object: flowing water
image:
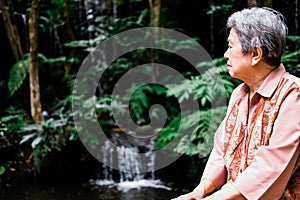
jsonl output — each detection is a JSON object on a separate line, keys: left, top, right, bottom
{"left": 85, "top": 139, "right": 183, "bottom": 199}
{"left": 0, "top": 138, "right": 190, "bottom": 200}
{"left": 0, "top": 182, "right": 186, "bottom": 200}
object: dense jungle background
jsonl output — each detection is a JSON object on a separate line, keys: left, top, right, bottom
{"left": 0, "top": 0, "right": 299, "bottom": 199}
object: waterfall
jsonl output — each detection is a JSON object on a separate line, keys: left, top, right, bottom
{"left": 21, "top": 14, "right": 29, "bottom": 52}
{"left": 117, "top": 137, "right": 156, "bottom": 182}
{"left": 296, "top": 0, "right": 299, "bottom": 35}
{"left": 102, "top": 140, "right": 114, "bottom": 181}
{"left": 48, "top": 24, "right": 63, "bottom": 56}
{"left": 84, "top": 0, "right": 96, "bottom": 43}
{"left": 53, "top": 24, "right": 63, "bottom": 55}
{"left": 113, "top": 0, "right": 117, "bottom": 18}
{"left": 90, "top": 137, "right": 171, "bottom": 191}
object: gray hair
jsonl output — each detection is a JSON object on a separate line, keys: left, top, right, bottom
{"left": 227, "top": 7, "right": 288, "bottom": 67}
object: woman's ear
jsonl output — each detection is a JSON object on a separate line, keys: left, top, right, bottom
{"left": 251, "top": 46, "right": 263, "bottom": 66}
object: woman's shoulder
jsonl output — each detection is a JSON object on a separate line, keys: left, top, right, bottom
{"left": 283, "top": 73, "right": 300, "bottom": 88}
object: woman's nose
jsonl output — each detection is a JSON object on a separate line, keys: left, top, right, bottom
{"left": 224, "top": 49, "right": 229, "bottom": 60}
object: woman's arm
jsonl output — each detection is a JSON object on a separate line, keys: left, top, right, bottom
{"left": 172, "top": 121, "right": 228, "bottom": 200}
{"left": 171, "top": 179, "right": 216, "bottom": 200}
{"left": 203, "top": 182, "right": 246, "bottom": 200}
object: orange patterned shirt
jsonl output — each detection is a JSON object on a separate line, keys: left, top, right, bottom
{"left": 201, "top": 64, "right": 300, "bottom": 199}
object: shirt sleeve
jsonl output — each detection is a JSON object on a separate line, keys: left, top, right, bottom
{"left": 232, "top": 88, "right": 300, "bottom": 199}
{"left": 200, "top": 85, "right": 243, "bottom": 189}
{"left": 201, "top": 119, "right": 227, "bottom": 189}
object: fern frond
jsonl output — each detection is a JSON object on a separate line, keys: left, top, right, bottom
{"left": 8, "top": 58, "right": 29, "bottom": 96}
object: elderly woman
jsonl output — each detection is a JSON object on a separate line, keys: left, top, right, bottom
{"left": 173, "top": 7, "right": 299, "bottom": 200}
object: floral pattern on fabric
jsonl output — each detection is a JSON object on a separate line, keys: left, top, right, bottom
{"left": 223, "top": 77, "right": 299, "bottom": 199}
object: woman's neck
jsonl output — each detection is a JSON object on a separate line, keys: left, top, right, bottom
{"left": 246, "top": 63, "right": 275, "bottom": 98}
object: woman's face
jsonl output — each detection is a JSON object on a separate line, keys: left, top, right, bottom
{"left": 224, "top": 28, "right": 252, "bottom": 81}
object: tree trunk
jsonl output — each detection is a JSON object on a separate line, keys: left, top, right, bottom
{"left": 29, "top": 0, "right": 44, "bottom": 124}
{"left": 150, "top": 0, "right": 160, "bottom": 27}
{"left": 0, "top": 0, "right": 23, "bottom": 61}
{"left": 265, "top": 0, "right": 272, "bottom": 7}
{"left": 248, "top": 0, "right": 272, "bottom": 7}
{"left": 209, "top": 0, "right": 215, "bottom": 57}
{"left": 64, "top": 0, "right": 76, "bottom": 74}
{"left": 148, "top": 0, "right": 161, "bottom": 83}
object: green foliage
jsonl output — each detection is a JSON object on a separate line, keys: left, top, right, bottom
{"left": 38, "top": 53, "right": 79, "bottom": 64}
{"left": 7, "top": 53, "right": 78, "bottom": 98}
{"left": 66, "top": 10, "right": 238, "bottom": 158}
{"left": 8, "top": 57, "right": 29, "bottom": 96}
{"left": 206, "top": 4, "right": 233, "bottom": 15}
{"left": 156, "top": 57, "right": 237, "bottom": 157}
{"left": 173, "top": 107, "right": 227, "bottom": 157}
{"left": 38, "top": 0, "right": 65, "bottom": 31}
{"left": 65, "top": 9, "right": 149, "bottom": 49}
{"left": 0, "top": 166, "right": 5, "bottom": 176}
{"left": 0, "top": 104, "right": 75, "bottom": 176}
{"left": 0, "top": 106, "right": 29, "bottom": 181}
{"left": 18, "top": 106, "right": 76, "bottom": 172}
{"left": 206, "top": 0, "right": 235, "bottom": 15}
{"left": 3, "top": 46, "right": 78, "bottom": 176}
{"left": 2, "top": 0, "right": 300, "bottom": 185}
{"left": 282, "top": 36, "right": 300, "bottom": 75}
{"left": 0, "top": 107, "right": 28, "bottom": 135}
{"left": 129, "top": 84, "right": 176, "bottom": 125}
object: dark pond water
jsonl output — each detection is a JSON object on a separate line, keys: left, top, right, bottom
{"left": 0, "top": 180, "right": 189, "bottom": 200}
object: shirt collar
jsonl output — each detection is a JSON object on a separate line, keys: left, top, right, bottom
{"left": 256, "top": 64, "right": 286, "bottom": 98}
{"left": 235, "top": 64, "right": 287, "bottom": 99}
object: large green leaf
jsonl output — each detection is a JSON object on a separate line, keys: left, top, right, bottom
{"left": 8, "top": 58, "right": 29, "bottom": 96}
